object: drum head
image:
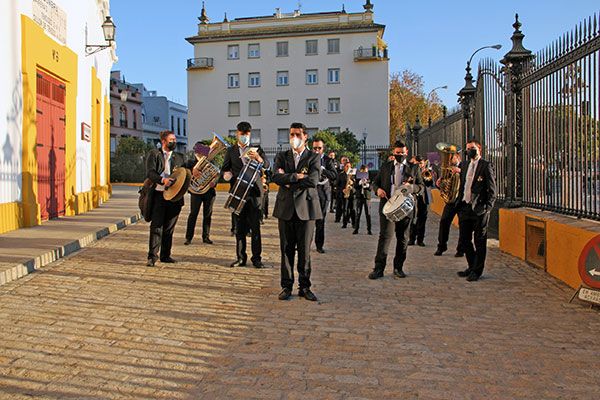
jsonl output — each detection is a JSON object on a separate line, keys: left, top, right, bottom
{"left": 164, "top": 168, "right": 191, "bottom": 202}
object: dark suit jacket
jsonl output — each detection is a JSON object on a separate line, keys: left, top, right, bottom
{"left": 317, "top": 154, "right": 338, "bottom": 202}
{"left": 336, "top": 172, "right": 349, "bottom": 197}
{"left": 372, "top": 160, "right": 424, "bottom": 201}
{"left": 222, "top": 144, "right": 269, "bottom": 200}
{"left": 272, "top": 149, "right": 323, "bottom": 221}
{"left": 457, "top": 158, "right": 496, "bottom": 216}
{"left": 145, "top": 148, "right": 186, "bottom": 185}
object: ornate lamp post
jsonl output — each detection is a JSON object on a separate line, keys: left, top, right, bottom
{"left": 361, "top": 129, "right": 368, "bottom": 166}
{"left": 411, "top": 116, "right": 422, "bottom": 156}
{"left": 85, "top": 16, "right": 116, "bottom": 55}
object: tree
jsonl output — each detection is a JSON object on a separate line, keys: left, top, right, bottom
{"left": 389, "top": 70, "right": 444, "bottom": 144}
{"left": 110, "top": 137, "right": 153, "bottom": 183}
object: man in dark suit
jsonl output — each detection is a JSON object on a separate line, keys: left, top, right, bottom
{"left": 368, "top": 142, "right": 424, "bottom": 279}
{"left": 353, "top": 164, "right": 372, "bottom": 235}
{"left": 327, "top": 151, "right": 340, "bottom": 213}
{"left": 222, "top": 121, "right": 269, "bottom": 268}
{"left": 409, "top": 155, "right": 433, "bottom": 246}
{"left": 456, "top": 139, "right": 496, "bottom": 281}
{"left": 272, "top": 122, "right": 322, "bottom": 301}
{"left": 145, "top": 130, "right": 187, "bottom": 266}
{"left": 434, "top": 152, "right": 464, "bottom": 257}
{"left": 312, "top": 139, "right": 338, "bottom": 253}
{"left": 335, "top": 156, "right": 349, "bottom": 222}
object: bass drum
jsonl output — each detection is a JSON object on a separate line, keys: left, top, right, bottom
{"left": 224, "top": 159, "right": 263, "bottom": 215}
{"left": 382, "top": 190, "right": 415, "bottom": 222}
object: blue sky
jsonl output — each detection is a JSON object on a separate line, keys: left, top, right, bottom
{"left": 111, "top": 0, "right": 599, "bottom": 107}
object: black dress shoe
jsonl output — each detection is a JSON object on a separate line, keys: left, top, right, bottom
{"left": 230, "top": 259, "right": 247, "bottom": 268}
{"left": 298, "top": 288, "right": 318, "bottom": 301}
{"left": 352, "top": 230, "right": 359, "bottom": 234}
{"left": 457, "top": 269, "right": 472, "bottom": 277}
{"left": 316, "top": 248, "right": 326, "bottom": 254}
{"left": 368, "top": 270, "right": 384, "bottom": 280}
{"left": 417, "top": 242, "right": 426, "bottom": 247}
{"left": 434, "top": 249, "right": 444, "bottom": 256}
{"left": 184, "top": 239, "right": 191, "bottom": 245}
{"left": 146, "top": 258, "right": 156, "bottom": 267}
{"left": 367, "top": 230, "right": 373, "bottom": 235}
{"left": 252, "top": 261, "right": 265, "bottom": 268}
{"left": 454, "top": 251, "right": 464, "bottom": 257}
{"left": 278, "top": 288, "right": 292, "bottom": 300}
{"left": 407, "top": 240, "right": 415, "bottom": 246}
{"left": 341, "top": 224, "right": 347, "bottom": 229}
{"left": 393, "top": 269, "right": 406, "bottom": 279}
{"left": 203, "top": 237, "right": 213, "bottom": 244}
{"left": 466, "top": 273, "right": 480, "bottom": 282}
{"left": 160, "top": 257, "right": 177, "bottom": 263}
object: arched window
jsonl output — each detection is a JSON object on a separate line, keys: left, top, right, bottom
{"left": 132, "top": 109, "right": 137, "bottom": 129}
{"left": 119, "top": 105, "right": 128, "bottom": 128}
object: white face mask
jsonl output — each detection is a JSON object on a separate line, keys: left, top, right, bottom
{"left": 238, "top": 135, "right": 250, "bottom": 146}
{"left": 290, "top": 137, "right": 303, "bottom": 150}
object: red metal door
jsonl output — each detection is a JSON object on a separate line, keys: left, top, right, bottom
{"left": 36, "top": 70, "right": 66, "bottom": 220}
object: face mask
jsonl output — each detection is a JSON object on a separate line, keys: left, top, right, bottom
{"left": 394, "top": 154, "right": 406, "bottom": 163}
{"left": 239, "top": 135, "right": 250, "bottom": 146}
{"left": 467, "top": 148, "right": 478, "bottom": 159}
{"left": 290, "top": 137, "right": 303, "bottom": 150}
{"left": 166, "top": 141, "right": 176, "bottom": 151}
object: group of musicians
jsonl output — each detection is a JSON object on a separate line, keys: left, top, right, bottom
{"left": 144, "top": 124, "right": 497, "bottom": 302}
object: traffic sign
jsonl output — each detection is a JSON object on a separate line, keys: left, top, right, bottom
{"left": 578, "top": 235, "right": 600, "bottom": 289}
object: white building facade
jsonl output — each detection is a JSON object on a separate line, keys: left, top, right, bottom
{"left": 0, "top": 0, "right": 116, "bottom": 233}
{"left": 186, "top": 2, "right": 389, "bottom": 152}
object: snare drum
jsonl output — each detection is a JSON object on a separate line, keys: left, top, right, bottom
{"left": 224, "top": 159, "right": 263, "bottom": 215}
{"left": 382, "top": 191, "right": 415, "bottom": 222}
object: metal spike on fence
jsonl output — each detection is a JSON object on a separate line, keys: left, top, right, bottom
{"left": 586, "top": 16, "right": 590, "bottom": 40}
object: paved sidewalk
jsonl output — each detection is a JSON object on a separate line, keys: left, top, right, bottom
{"left": 0, "top": 185, "right": 140, "bottom": 285}
{"left": 0, "top": 195, "right": 599, "bottom": 399}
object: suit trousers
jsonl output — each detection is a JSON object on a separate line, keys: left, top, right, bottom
{"left": 436, "top": 202, "right": 463, "bottom": 252}
{"left": 342, "top": 197, "right": 356, "bottom": 228}
{"left": 335, "top": 193, "right": 345, "bottom": 222}
{"left": 373, "top": 202, "right": 412, "bottom": 272}
{"left": 314, "top": 192, "right": 328, "bottom": 250}
{"left": 458, "top": 202, "right": 490, "bottom": 277}
{"left": 185, "top": 191, "right": 215, "bottom": 241}
{"left": 235, "top": 198, "right": 262, "bottom": 263}
{"left": 410, "top": 195, "right": 428, "bottom": 243}
{"left": 148, "top": 191, "right": 182, "bottom": 260}
{"left": 355, "top": 197, "right": 371, "bottom": 232}
{"left": 279, "top": 212, "right": 315, "bottom": 290}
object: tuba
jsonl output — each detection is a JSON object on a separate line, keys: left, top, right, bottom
{"left": 189, "top": 133, "right": 229, "bottom": 195}
{"left": 436, "top": 142, "right": 461, "bottom": 204}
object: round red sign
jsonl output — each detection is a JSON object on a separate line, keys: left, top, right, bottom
{"left": 578, "top": 235, "right": 600, "bottom": 289}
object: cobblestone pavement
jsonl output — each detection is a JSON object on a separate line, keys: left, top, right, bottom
{"left": 1, "top": 195, "right": 599, "bottom": 399}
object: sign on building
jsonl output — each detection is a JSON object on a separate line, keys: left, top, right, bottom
{"left": 32, "top": 0, "right": 67, "bottom": 45}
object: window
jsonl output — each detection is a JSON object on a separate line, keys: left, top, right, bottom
{"left": 305, "top": 39, "right": 318, "bottom": 55}
{"left": 228, "top": 73, "right": 240, "bottom": 88}
{"left": 276, "top": 71, "right": 289, "bottom": 86}
{"left": 171, "top": 115, "right": 174, "bottom": 131}
{"left": 132, "top": 109, "right": 137, "bottom": 129}
{"left": 183, "top": 119, "right": 187, "bottom": 136}
{"left": 277, "top": 129, "right": 288, "bottom": 144}
{"left": 307, "top": 127, "right": 318, "bottom": 137}
{"left": 328, "top": 68, "right": 340, "bottom": 84}
{"left": 228, "top": 101, "right": 240, "bottom": 117}
{"left": 249, "top": 100, "right": 261, "bottom": 116}
{"left": 328, "top": 38, "right": 340, "bottom": 54}
{"left": 110, "top": 105, "right": 114, "bottom": 126}
{"left": 306, "top": 69, "right": 318, "bottom": 85}
{"left": 228, "top": 45, "right": 239, "bottom": 59}
{"left": 119, "top": 105, "right": 127, "bottom": 128}
{"left": 276, "top": 41, "right": 288, "bottom": 57}
{"left": 248, "top": 72, "right": 261, "bottom": 87}
{"left": 177, "top": 117, "right": 181, "bottom": 134}
{"left": 328, "top": 98, "right": 340, "bottom": 113}
{"left": 306, "top": 99, "right": 319, "bottom": 114}
{"left": 277, "top": 99, "right": 289, "bottom": 115}
{"left": 250, "top": 129, "right": 261, "bottom": 145}
{"left": 228, "top": 130, "right": 237, "bottom": 138}
{"left": 328, "top": 127, "right": 341, "bottom": 134}
{"left": 248, "top": 43, "right": 260, "bottom": 58}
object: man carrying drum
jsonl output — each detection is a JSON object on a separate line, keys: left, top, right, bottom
{"left": 368, "top": 141, "right": 424, "bottom": 280}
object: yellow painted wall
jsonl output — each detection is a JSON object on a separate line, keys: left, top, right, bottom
{"left": 499, "top": 208, "right": 600, "bottom": 289}
{"left": 20, "top": 15, "right": 78, "bottom": 226}
{"left": 104, "top": 95, "right": 112, "bottom": 196}
{"left": 429, "top": 189, "right": 458, "bottom": 226}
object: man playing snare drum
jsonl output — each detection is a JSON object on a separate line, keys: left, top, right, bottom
{"left": 368, "top": 142, "right": 424, "bottom": 280}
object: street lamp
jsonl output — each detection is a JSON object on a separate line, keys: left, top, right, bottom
{"left": 408, "top": 116, "right": 422, "bottom": 156}
{"left": 85, "top": 16, "right": 116, "bottom": 55}
{"left": 458, "top": 44, "right": 502, "bottom": 143}
{"left": 427, "top": 85, "right": 448, "bottom": 100}
{"left": 361, "top": 129, "right": 368, "bottom": 166}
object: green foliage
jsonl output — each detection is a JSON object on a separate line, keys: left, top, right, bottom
{"left": 308, "top": 129, "right": 361, "bottom": 166}
{"left": 110, "top": 137, "right": 153, "bottom": 183}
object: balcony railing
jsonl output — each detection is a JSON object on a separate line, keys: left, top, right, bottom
{"left": 187, "top": 57, "right": 214, "bottom": 70}
{"left": 353, "top": 47, "right": 388, "bottom": 61}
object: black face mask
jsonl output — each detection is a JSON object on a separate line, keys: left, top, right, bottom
{"left": 166, "top": 141, "right": 176, "bottom": 151}
{"left": 394, "top": 154, "right": 406, "bottom": 163}
{"left": 467, "top": 148, "right": 477, "bottom": 159}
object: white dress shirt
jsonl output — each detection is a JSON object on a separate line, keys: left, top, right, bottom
{"left": 155, "top": 150, "right": 172, "bottom": 192}
{"left": 391, "top": 159, "right": 406, "bottom": 196}
{"left": 462, "top": 157, "right": 480, "bottom": 204}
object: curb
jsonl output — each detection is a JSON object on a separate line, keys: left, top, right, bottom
{"left": 0, "top": 213, "right": 142, "bottom": 286}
